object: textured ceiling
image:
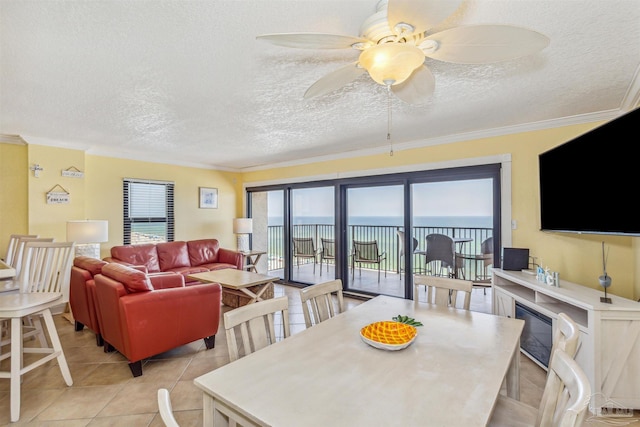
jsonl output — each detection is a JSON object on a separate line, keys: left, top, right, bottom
{"left": 1, "top": 0, "right": 639, "bottom": 171}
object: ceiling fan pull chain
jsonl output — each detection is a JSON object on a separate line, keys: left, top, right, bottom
{"left": 387, "top": 84, "right": 393, "bottom": 156}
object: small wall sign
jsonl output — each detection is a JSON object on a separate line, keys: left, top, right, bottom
{"left": 46, "top": 184, "right": 70, "bottom": 204}
{"left": 61, "top": 166, "right": 84, "bottom": 178}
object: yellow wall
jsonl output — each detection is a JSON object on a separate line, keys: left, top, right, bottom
{"left": 242, "top": 122, "right": 639, "bottom": 301}
{"left": 0, "top": 143, "right": 29, "bottom": 256}
{"left": 85, "top": 155, "right": 241, "bottom": 257}
{"left": 1, "top": 144, "right": 241, "bottom": 260}
{"left": 2, "top": 120, "right": 638, "bottom": 301}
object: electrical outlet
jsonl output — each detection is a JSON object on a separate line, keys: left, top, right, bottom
{"left": 511, "top": 220, "right": 517, "bottom": 230}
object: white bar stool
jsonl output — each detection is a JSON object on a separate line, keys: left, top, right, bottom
{"left": 0, "top": 292, "right": 73, "bottom": 422}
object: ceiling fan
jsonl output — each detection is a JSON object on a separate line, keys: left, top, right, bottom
{"left": 257, "top": 0, "right": 550, "bottom": 105}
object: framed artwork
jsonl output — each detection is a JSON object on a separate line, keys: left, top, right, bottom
{"left": 199, "top": 187, "right": 218, "bottom": 209}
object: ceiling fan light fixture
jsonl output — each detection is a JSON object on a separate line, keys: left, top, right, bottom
{"left": 358, "top": 43, "right": 424, "bottom": 86}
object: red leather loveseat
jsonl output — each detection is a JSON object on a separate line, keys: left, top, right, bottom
{"left": 94, "top": 263, "right": 222, "bottom": 377}
{"left": 105, "top": 239, "right": 243, "bottom": 284}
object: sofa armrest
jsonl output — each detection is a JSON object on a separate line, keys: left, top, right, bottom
{"left": 218, "top": 248, "right": 243, "bottom": 270}
{"left": 149, "top": 273, "right": 185, "bottom": 289}
{"left": 103, "top": 257, "right": 135, "bottom": 267}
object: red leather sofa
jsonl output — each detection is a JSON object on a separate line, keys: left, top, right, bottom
{"left": 104, "top": 239, "right": 243, "bottom": 284}
{"left": 94, "top": 263, "right": 222, "bottom": 377}
{"left": 69, "top": 256, "right": 108, "bottom": 346}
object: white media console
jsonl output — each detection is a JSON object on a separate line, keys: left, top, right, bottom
{"left": 492, "top": 268, "right": 640, "bottom": 411}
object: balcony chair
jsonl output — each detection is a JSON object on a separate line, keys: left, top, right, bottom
{"left": 425, "top": 233, "right": 455, "bottom": 278}
{"left": 351, "top": 240, "right": 387, "bottom": 283}
{"left": 488, "top": 348, "right": 591, "bottom": 427}
{"left": 319, "top": 237, "right": 335, "bottom": 276}
{"left": 299, "top": 279, "right": 345, "bottom": 328}
{"left": 413, "top": 275, "right": 473, "bottom": 310}
{"left": 292, "top": 237, "right": 319, "bottom": 273}
{"left": 223, "top": 295, "right": 290, "bottom": 362}
{"left": 396, "top": 229, "right": 426, "bottom": 280}
{"left": 455, "top": 236, "right": 494, "bottom": 294}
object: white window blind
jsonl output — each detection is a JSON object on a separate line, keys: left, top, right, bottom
{"left": 123, "top": 178, "right": 174, "bottom": 245}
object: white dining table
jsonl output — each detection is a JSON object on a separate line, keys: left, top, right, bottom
{"left": 194, "top": 295, "right": 524, "bottom": 427}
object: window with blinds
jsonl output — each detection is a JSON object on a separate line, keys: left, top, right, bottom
{"left": 123, "top": 178, "right": 174, "bottom": 245}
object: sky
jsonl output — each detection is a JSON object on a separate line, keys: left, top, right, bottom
{"left": 268, "top": 179, "right": 493, "bottom": 218}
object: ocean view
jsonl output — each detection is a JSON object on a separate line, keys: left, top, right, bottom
{"left": 269, "top": 216, "right": 493, "bottom": 228}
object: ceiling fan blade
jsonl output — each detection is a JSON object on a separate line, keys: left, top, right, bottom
{"left": 304, "top": 62, "right": 366, "bottom": 99}
{"left": 422, "top": 25, "right": 550, "bottom": 64}
{"left": 257, "top": 33, "right": 370, "bottom": 49}
{"left": 391, "top": 64, "right": 435, "bottom": 105}
{"left": 387, "top": 0, "right": 463, "bottom": 35}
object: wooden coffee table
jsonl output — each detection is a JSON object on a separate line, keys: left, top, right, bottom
{"left": 187, "top": 269, "right": 277, "bottom": 306}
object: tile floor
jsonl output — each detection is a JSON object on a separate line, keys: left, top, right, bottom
{"left": 0, "top": 284, "right": 637, "bottom": 426}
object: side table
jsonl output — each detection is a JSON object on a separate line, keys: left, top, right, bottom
{"left": 240, "top": 250, "right": 266, "bottom": 273}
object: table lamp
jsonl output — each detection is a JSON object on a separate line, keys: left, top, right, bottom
{"left": 233, "top": 218, "right": 252, "bottom": 252}
{"left": 66, "top": 220, "right": 108, "bottom": 258}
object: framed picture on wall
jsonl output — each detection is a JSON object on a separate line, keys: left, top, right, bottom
{"left": 199, "top": 187, "right": 218, "bottom": 209}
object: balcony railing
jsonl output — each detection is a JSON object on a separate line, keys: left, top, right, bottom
{"left": 267, "top": 224, "right": 493, "bottom": 282}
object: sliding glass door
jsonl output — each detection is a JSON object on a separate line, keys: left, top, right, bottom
{"left": 247, "top": 163, "right": 501, "bottom": 299}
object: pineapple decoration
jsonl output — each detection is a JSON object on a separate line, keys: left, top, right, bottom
{"left": 392, "top": 315, "right": 423, "bottom": 327}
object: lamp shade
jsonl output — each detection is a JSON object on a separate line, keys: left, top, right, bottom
{"left": 66, "top": 220, "right": 109, "bottom": 244}
{"left": 359, "top": 43, "right": 425, "bottom": 86}
{"left": 233, "top": 218, "right": 253, "bottom": 234}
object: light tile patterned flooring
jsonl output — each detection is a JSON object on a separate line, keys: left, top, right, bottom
{"left": 0, "top": 284, "right": 637, "bottom": 426}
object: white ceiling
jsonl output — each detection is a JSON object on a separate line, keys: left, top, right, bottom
{"left": 1, "top": 0, "right": 639, "bottom": 171}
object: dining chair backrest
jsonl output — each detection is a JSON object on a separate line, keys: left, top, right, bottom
{"left": 223, "top": 296, "right": 290, "bottom": 362}
{"left": 553, "top": 312, "right": 580, "bottom": 360}
{"left": 157, "top": 388, "right": 179, "bottom": 427}
{"left": 18, "top": 241, "right": 75, "bottom": 303}
{"left": 488, "top": 348, "right": 591, "bottom": 427}
{"left": 13, "top": 237, "right": 55, "bottom": 279}
{"left": 3, "top": 234, "right": 38, "bottom": 267}
{"left": 413, "top": 275, "right": 473, "bottom": 310}
{"left": 425, "top": 234, "right": 455, "bottom": 276}
{"left": 536, "top": 348, "right": 591, "bottom": 427}
{"left": 299, "top": 279, "right": 345, "bottom": 328}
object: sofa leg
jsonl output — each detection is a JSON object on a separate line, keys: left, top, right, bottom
{"left": 74, "top": 321, "right": 84, "bottom": 332}
{"left": 204, "top": 335, "right": 216, "bottom": 349}
{"left": 129, "top": 361, "right": 143, "bottom": 377}
{"left": 104, "top": 342, "right": 116, "bottom": 353}
{"left": 96, "top": 333, "right": 104, "bottom": 347}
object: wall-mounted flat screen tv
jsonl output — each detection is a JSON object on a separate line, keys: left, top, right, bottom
{"left": 539, "top": 107, "right": 640, "bottom": 236}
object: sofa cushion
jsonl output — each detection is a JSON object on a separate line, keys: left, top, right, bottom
{"left": 73, "top": 256, "right": 108, "bottom": 276}
{"left": 187, "top": 239, "right": 220, "bottom": 266}
{"left": 157, "top": 241, "right": 190, "bottom": 271}
{"left": 110, "top": 244, "right": 160, "bottom": 273}
{"left": 101, "top": 263, "right": 153, "bottom": 293}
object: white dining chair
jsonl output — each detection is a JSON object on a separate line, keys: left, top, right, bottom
{"left": 413, "top": 274, "right": 473, "bottom": 310}
{"left": 10, "top": 236, "right": 55, "bottom": 280}
{"left": 18, "top": 241, "right": 75, "bottom": 346}
{"left": 0, "top": 241, "right": 75, "bottom": 422}
{"left": 488, "top": 348, "right": 591, "bottom": 427}
{"left": 157, "top": 388, "right": 180, "bottom": 427}
{"left": 2, "top": 234, "right": 38, "bottom": 268}
{"left": 223, "top": 296, "right": 290, "bottom": 362}
{"left": 299, "top": 279, "right": 345, "bottom": 328}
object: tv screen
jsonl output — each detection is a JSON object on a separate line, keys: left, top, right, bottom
{"left": 539, "top": 107, "right": 640, "bottom": 236}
